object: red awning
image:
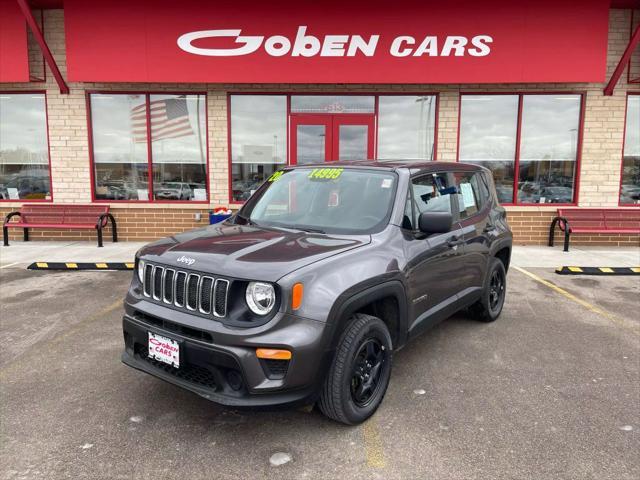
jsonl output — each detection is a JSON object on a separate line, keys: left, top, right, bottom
{"left": 63, "top": 0, "right": 610, "bottom": 84}
{"left": 0, "top": 0, "right": 29, "bottom": 83}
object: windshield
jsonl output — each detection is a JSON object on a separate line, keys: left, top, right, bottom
{"left": 239, "top": 167, "right": 398, "bottom": 234}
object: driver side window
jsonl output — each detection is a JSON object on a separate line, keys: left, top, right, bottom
{"left": 409, "top": 172, "right": 455, "bottom": 227}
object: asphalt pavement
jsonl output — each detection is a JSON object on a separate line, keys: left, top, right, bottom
{"left": 0, "top": 265, "right": 638, "bottom": 479}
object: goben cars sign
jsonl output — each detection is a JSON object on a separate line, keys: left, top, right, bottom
{"left": 63, "top": 0, "right": 609, "bottom": 84}
{"left": 177, "top": 27, "right": 493, "bottom": 58}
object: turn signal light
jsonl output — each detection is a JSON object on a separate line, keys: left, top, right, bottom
{"left": 291, "top": 283, "right": 304, "bottom": 310}
{"left": 256, "top": 348, "right": 292, "bottom": 360}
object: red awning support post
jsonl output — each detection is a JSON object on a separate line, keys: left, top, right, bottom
{"left": 15, "top": 0, "right": 69, "bottom": 94}
{"left": 604, "top": 22, "right": 640, "bottom": 96}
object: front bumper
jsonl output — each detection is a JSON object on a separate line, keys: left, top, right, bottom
{"left": 121, "top": 299, "right": 333, "bottom": 408}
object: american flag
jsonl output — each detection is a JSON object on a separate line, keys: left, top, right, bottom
{"left": 130, "top": 97, "right": 194, "bottom": 143}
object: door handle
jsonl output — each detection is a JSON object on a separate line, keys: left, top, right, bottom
{"left": 447, "top": 235, "right": 464, "bottom": 247}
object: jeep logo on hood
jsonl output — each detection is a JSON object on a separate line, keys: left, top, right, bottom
{"left": 176, "top": 255, "right": 196, "bottom": 266}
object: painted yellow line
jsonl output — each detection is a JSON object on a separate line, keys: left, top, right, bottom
{"left": 36, "top": 262, "right": 48, "bottom": 268}
{"left": 125, "top": 263, "right": 134, "bottom": 269}
{"left": 599, "top": 267, "right": 614, "bottom": 273}
{"left": 95, "top": 263, "right": 108, "bottom": 269}
{"left": 632, "top": 267, "right": 640, "bottom": 273}
{"left": 568, "top": 266, "right": 582, "bottom": 272}
{"left": 65, "top": 262, "right": 78, "bottom": 269}
{"left": 362, "top": 418, "right": 385, "bottom": 468}
{"left": 513, "top": 266, "right": 638, "bottom": 336}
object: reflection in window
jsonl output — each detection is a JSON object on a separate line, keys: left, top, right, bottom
{"left": 620, "top": 95, "right": 640, "bottom": 205}
{"left": 230, "top": 95, "right": 287, "bottom": 202}
{"left": 459, "top": 95, "right": 518, "bottom": 203}
{"left": 378, "top": 96, "right": 436, "bottom": 161}
{"left": 150, "top": 94, "right": 207, "bottom": 201}
{"left": 296, "top": 125, "right": 326, "bottom": 165}
{"left": 459, "top": 94, "right": 582, "bottom": 204}
{"left": 338, "top": 125, "right": 369, "bottom": 160}
{"left": 291, "top": 95, "right": 374, "bottom": 114}
{"left": 519, "top": 95, "right": 580, "bottom": 204}
{"left": 90, "top": 93, "right": 207, "bottom": 201}
{"left": 0, "top": 93, "right": 51, "bottom": 200}
{"left": 91, "top": 94, "right": 150, "bottom": 200}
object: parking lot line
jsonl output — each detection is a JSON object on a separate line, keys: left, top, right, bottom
{"left": 0, "top": 262, "right": 19, "bottom": 269}
{"left": 362, "top": 418, "right": 385, "bottom": 468}
{"left": 512, "top": 266, "right": 639, "bottom": 336}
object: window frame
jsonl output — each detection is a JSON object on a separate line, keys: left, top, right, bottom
{"left": 227, "top": 92, "right": 440, "bottom": 205}
{"left": 618, "top": 92, "right": 640, "bottom": 207}
{"left": 456, "top": 91, "right": 586, "bottom": 207}
{"left": 0, "top": 90, "right": 53, "bottom": 203}
{"left": 86, "top": 90, "right": 210, "bottom": 204}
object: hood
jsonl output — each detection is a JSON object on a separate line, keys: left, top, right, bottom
{"left": 139, "top": 223, "right": 370, "bottom": 282}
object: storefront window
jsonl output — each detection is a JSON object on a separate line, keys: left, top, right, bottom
{"left": 230, "top": 95, "right": 287, "bottom": 202}
{"left": 150, "top": 94, "right": 207, "bottom": 201}
{"left": 378, "top": 96, "right": 436, "bottom": 161}
{"left": 459, "top": 93, "right": 582, "bottom": 204}
{"left": 89, "top": 93, "right": 207, "bottom": 202}
{"left": 0, "top": 93, "right": 51, "bottom": 200}
{"left": 519, "top": 95, "right": 580, "bottom": 204}
{"left": 620, "top": 94, "right": 640, "bottom": 205}
{"left": 459, "top": 95, "right": 518, "bottom": 203}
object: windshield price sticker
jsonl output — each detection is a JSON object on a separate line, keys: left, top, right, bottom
{"left": 308, "top": 168, "right": 343, "bottom": 180}
{"left": 268, "top": 171, "right": 285, "bottom": 182}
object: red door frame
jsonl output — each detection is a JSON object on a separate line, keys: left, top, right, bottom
{"left": 290, "top": 113, "right": 375, "bottom": 164}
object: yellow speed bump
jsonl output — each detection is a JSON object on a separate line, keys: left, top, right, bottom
{"left": 556, "top": 266, "right": 640, "bottom": 276}
{"left": 27, "top": 262, "right": 134, "bottom": 271}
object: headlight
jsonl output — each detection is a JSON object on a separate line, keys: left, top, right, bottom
{"left": 245, "top": 282, "right": 276, "bottom": 316}
{"left": 137, "top": 259, "right": 145, "bottom": 283}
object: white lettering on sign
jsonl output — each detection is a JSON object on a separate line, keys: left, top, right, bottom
{"left": 177, "top": 26, "right": 492, "bottom": 58}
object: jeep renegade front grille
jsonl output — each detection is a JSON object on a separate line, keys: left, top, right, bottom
{"left": 142, "top": 263, "right": 229, "bottom": 318}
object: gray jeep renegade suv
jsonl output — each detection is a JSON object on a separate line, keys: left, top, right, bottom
{"left": 122, "top": 161, "right": 512, "bottom": 425}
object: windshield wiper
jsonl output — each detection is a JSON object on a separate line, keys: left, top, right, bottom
{"left": 289, "top": 225, "right": 326, "bottom": 234}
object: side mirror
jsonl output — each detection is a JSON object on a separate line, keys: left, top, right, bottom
{"left": 418, "top": 211, "right": 453, "bottom": 234}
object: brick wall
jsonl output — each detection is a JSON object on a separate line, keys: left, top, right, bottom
{"left": 0, "top": 8, "right": 638, "bottom": 247}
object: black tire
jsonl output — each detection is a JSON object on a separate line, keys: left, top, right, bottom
{"left": 469, "top": 257, "right": 507, "bottom": 323}
{"left": 318, "top": 313, "right": 392, "bottom": 425}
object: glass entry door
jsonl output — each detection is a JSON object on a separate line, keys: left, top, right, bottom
{"left": 291, "top": 115, "right": 374, "bottom": 164}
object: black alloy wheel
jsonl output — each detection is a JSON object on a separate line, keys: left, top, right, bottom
{"left": 319, "top": 313, "right": 393, "bottom": 425}
{"left": 488, "top": 268, "right": 505, "bottom": 311}
{"left": 350, "top": 338, "right": 388, "bottom": 408}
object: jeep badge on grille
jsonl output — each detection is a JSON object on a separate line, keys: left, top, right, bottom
{"left": 177, "top": 256, "right": 196, "bottom": 266}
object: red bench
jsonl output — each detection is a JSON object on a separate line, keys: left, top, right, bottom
{"left": 549, "top": 208, "right": 640, "bottom": 251}
{"left": 3, "top": 204, "right": 117, "bottom": 247}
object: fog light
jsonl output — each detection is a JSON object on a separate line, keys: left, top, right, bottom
{"left": 226, "top": 370, "right": 243, "bottom": 391}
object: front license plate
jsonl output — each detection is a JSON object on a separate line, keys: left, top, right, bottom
{"left": 148, "top": 332, "right": 180, "bottom": 368}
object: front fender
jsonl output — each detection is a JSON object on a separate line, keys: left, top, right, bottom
{"left": 326, "top": 279, "right": 409, "bottom": 350}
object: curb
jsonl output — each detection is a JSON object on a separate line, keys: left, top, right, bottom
{"left": 27, "top": 262, "right": 134, "bottom": 271}
{"left": 555, "top": 266, "right": 640, "bottom": 275}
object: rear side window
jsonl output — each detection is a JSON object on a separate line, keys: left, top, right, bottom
{"left": 453, "top": 171, "right": 488, "bottom": 219}
{"left": 409, "top": 172, "right": 455, "bottom": 227}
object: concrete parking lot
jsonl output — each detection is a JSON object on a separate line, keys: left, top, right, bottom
{"left": 1, "top": 263, "right": 639, "bottom": 479}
